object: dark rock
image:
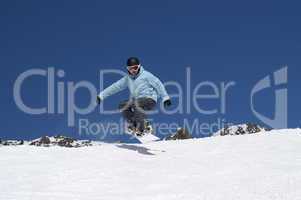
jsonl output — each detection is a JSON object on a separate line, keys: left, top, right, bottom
{"left": 29, "top": 135, "right": 94, "bottom": 148}
{"left": 1, "top": 140, "right": 24, "bottom": 146}
{"left": 81, "top": 140, "right": 92, "bottom": 147}
{"left": 40, "top": 136, "right": 51, "bottom": 145}
{"left": 29, "top": 141, "right": 38, "bottom": 146}
{"left": 30, "top": 136, "right": 51, "bottom": 146}
{"left": 166, "top": 128, "right": 192, "bottom": 140}
{"left": 264, "top": 127, "right": 272, "bottom": 131}
{"left": 3, "top": 141, "right": 9, "bottom": 146}
{"left": 54, "top": 135, "right": 65, "bottom": 140}
{"left": 246, "top": 123, "right": 261, "bottom": 134}
{"left": 235, "top": 126, "right": 246, "bottom": 135}
{"left": 217, "top": 123, "right": 271, "bottom": 137}
{"left": 57, "top": 137, "right": 74, "bottom": 147}
{"left": 1, "top": 135, "right": 96, "bottom": 148}
{"left": 220, "top": 125, "right": 230, "bottom": 136}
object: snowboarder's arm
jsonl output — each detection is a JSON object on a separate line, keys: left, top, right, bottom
{"left": 98, "top": 77, "right": 127, "bottom": 100}
{"left": 148, "top": 74, "right": 170, "bottom": 102}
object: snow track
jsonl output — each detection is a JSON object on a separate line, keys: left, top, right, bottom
{"left": 1, "top": 130, "right": 301, "bottom": 200}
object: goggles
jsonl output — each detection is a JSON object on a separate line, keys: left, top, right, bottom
{"left": 127, "top": 64, "right": 140, "bottom": 71}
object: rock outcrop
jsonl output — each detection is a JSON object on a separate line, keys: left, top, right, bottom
{"left": 215, "top": 123, "right": 271, "bottom": 136}
{"left": 0, "top": 139, "right": 24, "bottom": 146}
{"left": 165, "top": 128, "right": 192, "bottom": 140}
{"left": 29, "top": 135, "right": 93, "bottom": 148}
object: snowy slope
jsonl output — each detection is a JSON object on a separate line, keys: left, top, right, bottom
{"left": 1, "top": 129, "right": 301, "bottom": 200}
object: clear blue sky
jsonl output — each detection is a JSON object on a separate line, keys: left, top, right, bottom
{"left": 1, "top": 0, "right": 300, "bottom": 141}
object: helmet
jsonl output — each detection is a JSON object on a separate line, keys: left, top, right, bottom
{"left": 127, "top": 57, "right": 140, "bottom": 66}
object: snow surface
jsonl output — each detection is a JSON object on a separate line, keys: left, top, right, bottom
{"left": 1, "top": 129, "right": 301, "bottom": 200}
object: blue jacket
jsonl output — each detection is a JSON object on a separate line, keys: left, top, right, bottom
{"left": 98, "top": 66, "right": 170, "bottom": 103}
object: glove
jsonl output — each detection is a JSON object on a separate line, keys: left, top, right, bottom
{"left": 96, "top": 96, "right": 102, "bottom": 105}
{"left": 163, "top": 99, "right": 171, "bottom": 108}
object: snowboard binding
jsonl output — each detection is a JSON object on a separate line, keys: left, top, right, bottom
{"left": 126, "top": 120, "right": 153, "bottom": 137}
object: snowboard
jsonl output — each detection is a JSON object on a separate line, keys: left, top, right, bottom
{"left": 125, "top": 121, "right": 160, "bottom": 144}
{"left": 134, "top": 133, "right": 160, "bottom": 144}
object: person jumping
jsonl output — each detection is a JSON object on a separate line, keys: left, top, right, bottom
{"left": 96, "top": 57, "right": 171, "bottom": 136}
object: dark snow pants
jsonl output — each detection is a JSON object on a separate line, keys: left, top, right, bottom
{"left": 118, "top": 97, "right": 156, "bottom": 132}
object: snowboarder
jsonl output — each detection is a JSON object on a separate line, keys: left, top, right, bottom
{"left": 97, "top": 57, "right": 171, "bottom": 136}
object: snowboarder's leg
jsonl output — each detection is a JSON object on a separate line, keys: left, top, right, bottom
{"left": 118, "top": 99, "right": 135, "bottom": 125}
{"left": 133, "top": 98, "right": 156, "bottom": 133}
